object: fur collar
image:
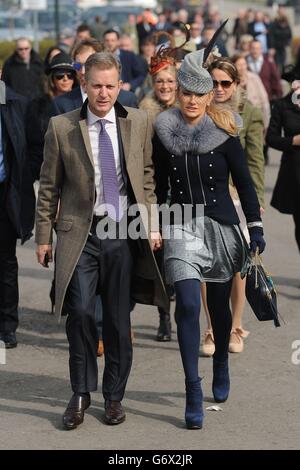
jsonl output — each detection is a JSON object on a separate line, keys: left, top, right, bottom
{"left": 154, "top": 108, "right": 241, "bottom": 155}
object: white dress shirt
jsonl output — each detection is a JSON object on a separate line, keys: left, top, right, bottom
{"left": 87, "top": 105, "right": 127, "bottom": 216}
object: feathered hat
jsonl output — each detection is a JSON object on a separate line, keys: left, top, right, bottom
{"left": 177, "top": 19, "right": 228, "bottom": 94}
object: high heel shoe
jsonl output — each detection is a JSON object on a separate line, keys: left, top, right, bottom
{"left": 156, "top": 310, "right": 171, "bottom": 342}
{"left": 212, "top": 359, "right": 230, "bottom": 403}
{"left": 201, "top": 329, "right": 215, "bottom": 357}
{"left": 185, "top": 377, "right": 203, "bottom": 429}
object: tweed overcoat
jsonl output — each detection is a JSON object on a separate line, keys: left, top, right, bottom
{"left": 35, "top": 100, "right": 169, "bottom": 321}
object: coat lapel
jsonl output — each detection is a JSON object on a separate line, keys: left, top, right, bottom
{"left": 79, "top": 118, "right": 94, "bottom": 169}
{"left": 118, "top": 116, "right": 132, "bottom": 165}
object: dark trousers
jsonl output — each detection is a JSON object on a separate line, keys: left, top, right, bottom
{"left": 0, "top": 183, "right": 18, "bottom": 333}
{"left": 64, "top": 226, "right": 134, "bottom": 401}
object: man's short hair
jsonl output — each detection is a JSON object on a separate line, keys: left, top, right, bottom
{"left": 76, "top": 23, "right": 91, "bottom": 34}
{"left": 103, "top": 29, "right": 120, "bottom": 39}
{"left": 72, "top": 38, "right": 103, "bottom": 59}
{"left": 85, "top": 52, "right": 122, "bottom": 80}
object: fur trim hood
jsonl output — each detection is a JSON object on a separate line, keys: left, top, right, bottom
{"left": 154, "top": 108, "right": 242, "bottom": 156}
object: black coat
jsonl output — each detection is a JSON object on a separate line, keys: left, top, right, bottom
{"left": 2, "top": 50, "right": 44, "bottom": 99}
{"left": 266, "top": 93, "right": 300, "bottom": 214}
{"left": 26, "top": 94, "right": 53, "bottom": 181}
{"left": 0, "top": 85, "right": 35, "bottom": 243}
{"left": 119, "top": 49, "right": 147, "bottom": 92}
{"left": 153, "top": 133, "right": 261, "bottom": 226}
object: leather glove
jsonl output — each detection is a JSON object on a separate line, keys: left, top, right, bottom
{"left": 248, "top": 226, "right": 266, "bottom": 255}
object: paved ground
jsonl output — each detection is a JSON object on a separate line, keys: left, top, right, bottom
{"left": 1, "top": 147, "right": 300, "bottom": 450}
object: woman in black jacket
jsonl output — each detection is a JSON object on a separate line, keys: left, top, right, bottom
{"left": 266, "top": 73, "right": 300, "bottom": 253}
{"left": 153, "top": 49, "right": 265, "bottom": 430}
{"left": 26, "top": 52, "right": 77, "bottom": 181}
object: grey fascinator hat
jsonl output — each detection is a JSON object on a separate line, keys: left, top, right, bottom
{"left": 178, "top": 49, "right": 213, "bottom": 94}
{"left": 177, "top": 19, "right": 228, "bottom": 95}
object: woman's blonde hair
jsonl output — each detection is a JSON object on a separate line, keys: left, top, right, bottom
{"left": 206, "top": 102, "right": 238, "bottom": 136}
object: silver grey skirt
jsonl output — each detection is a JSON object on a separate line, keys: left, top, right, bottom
{"left": 163, "top": 216, "right": 251, "bottom": 285}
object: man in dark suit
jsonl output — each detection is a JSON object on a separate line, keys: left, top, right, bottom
{"left": 103, "top": 29, "right": 147, "bottom": 92}
{"left": 0, "top": 81, "right": 35, "bottom": 348}
{"left": 52, "top": 38, "right": 138, "bottom": 116}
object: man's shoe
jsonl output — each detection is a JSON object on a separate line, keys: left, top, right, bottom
{"left": 104, "top": 400, "right": 126, "bottom": 425}
{"left": 62, "top": 393, "right": 91, "bottom": 430}
{"left": 2, "top": 332, "right": 17, "bottom": 349}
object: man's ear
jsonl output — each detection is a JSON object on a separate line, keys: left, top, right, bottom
{"left": 82, "top": 78, "right": 87, "bottom": 93}
{"left": 119, "top": 80, "right": 123, "bottom": 89}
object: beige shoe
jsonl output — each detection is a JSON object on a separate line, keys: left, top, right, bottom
{"left": 229, "top": 328, "right": 249, "bottom": 353}
{"left": 201, "top": 329, "right": 215, "bottom": 357}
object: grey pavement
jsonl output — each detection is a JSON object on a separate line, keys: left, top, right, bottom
{"left": 1, "top": 147, "right": 300, "bottom": 450}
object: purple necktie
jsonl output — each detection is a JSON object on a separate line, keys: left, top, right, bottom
{"left": 98, "top": 119, "right": 121, "bottom": 221}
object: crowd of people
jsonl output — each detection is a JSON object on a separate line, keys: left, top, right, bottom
{"left": 0, "top": 2, "right": 300, "bottom": 430}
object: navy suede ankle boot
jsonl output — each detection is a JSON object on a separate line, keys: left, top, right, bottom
{"left": 185, "top": 377, "right": 203, "bottom": 429}
{"left": 212, "top": 359, "right": 230, "bottom": 403}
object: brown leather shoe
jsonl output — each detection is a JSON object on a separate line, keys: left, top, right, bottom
{"left": 104, "top": 400, "right": 126, "bottom": 425}
{"left": 62, "top": 393, "right": 91, "bottom": 430}
{"left": 97, "top": 340, "right": 104, "bottom": 357}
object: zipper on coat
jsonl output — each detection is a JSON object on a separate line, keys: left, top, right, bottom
{"left": 197, "top": 155, "right": 207, "bottom": 206}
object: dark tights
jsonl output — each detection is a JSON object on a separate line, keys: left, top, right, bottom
{"left": 174, "top": 279, "right": 233, "bottom": 382}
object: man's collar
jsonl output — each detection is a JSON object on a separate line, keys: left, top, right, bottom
{"left": 87, "top": 105, "right": 116, "bottom": 126}
{"left": 0, "top": 81, "right": 6, "bottom": 104}
{"left": 80, "top": 98, "right": 128, "bottom": 120}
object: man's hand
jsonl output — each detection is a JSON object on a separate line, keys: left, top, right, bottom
{"left": 36, "top": 244, "right": 53, "bottom": 267}
{"left": 293, "top": 135, "right": 300, "bottom": 146}
{"left": 150, "top": 232, "right": 162, "bottom": 251}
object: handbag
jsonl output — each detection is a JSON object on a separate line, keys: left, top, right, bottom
{"left": 245, "top": 250, "right": 280, "bottom": 327}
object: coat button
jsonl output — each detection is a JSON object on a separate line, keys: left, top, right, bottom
{"left": 209, "top": 164, "right": 212, "bottom": 167}
{"left": 209, "top": 176, "right": 213, "bottom": 180}
{"left": 171, "top": 154, "right": 175, "bottom": 158}
{"left": 213, "top": 199, "right": 216, "bottom": 203}
{"left": 211, "top": 151, "right": 214, "bottom": 154}
{"left": 180, "top": 191, "right": 183, "bottom": 194}
{"left": 174, "top": 167, "right": 177, "bottom": 170}
{"left": 211, "top": 187, "right": 214, "bottom": 191}
{"left": 177, "top": 179, "right": 180, "bottom": 182}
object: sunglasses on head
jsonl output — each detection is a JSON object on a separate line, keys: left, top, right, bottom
{"left": 72, "top": 62, "right": 85, "bottom": 71}
{"left": 53, "top": 71, "right": 74, "bottom": 80}
{"left": 213, "top": 79, "right": 233, "bottom": 89}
